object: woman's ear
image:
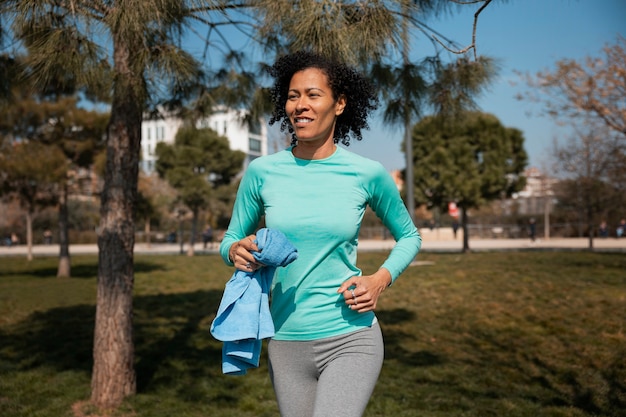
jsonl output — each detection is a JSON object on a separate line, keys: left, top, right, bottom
{"left": 335, "top": 94, "right": 347, "bottom": 116}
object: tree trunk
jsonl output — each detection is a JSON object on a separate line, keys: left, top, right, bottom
{"left": 91, "top": 35, "right": 142, "bottom": 409}
{"left": 187, "top": 210, "right": 198, "bottom": 257}
{"left": 26, "top": 210, "right": 33, "bottom": 261}
{"left": 586, "top": 204, "right": 594, "bottom": 250}
{"left": 544, "top": 195, "right": 551, "bottom": 241}
{"left": 179, "top": 218, "right": 185, "bottom": 255}
{"left": 57, "top": 183, "right": 71, "bottom": 277}
{"left": 461, "top": 207, "right": 470, "bottom": 253}
{"left": 144, "top": 218, "right": 151, "bottom": 249}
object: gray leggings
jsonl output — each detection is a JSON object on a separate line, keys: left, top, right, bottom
{"left": 268, "top": 322, "right": 384, "bottom": 417}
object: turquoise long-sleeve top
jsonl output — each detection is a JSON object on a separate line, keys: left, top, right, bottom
{"left": 220, "top": 146, "right": 421, "bottom": 341}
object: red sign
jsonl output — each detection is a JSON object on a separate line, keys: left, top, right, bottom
{"left": 448, "top": 202, "right": 459, "bottom": 218}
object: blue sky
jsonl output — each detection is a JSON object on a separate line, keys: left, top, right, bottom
{"left": 347, "top": 0, "right": 626, "bottom": 172}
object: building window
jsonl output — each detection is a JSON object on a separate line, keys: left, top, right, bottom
{"left": 249, "top": 118, "right": 262, "bottom": 135}
{"left": 249, "top": 138, "right": 261, "bottom": 152}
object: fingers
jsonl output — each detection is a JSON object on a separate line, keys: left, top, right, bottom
{"left": 344, "top": 287, "right": 371, "bottom": 313}
{"left": 229, "top": 235, "right": 260, "bottom": 271}
{"left": 340, "top": 284, "right": 365, "bottom": 312}
{"left": 337, "top": 277, "right": 358, "bottom": 294}
{"left": 339, "top": 276, "right": 386, "bottom": 313}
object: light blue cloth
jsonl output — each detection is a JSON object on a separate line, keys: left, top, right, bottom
{"left": 210, "top": 228, "right": 298, "bottom": 375}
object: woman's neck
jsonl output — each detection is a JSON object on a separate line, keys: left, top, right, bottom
{"left": 292, "top": 139, "right": 336, "bottom": 160}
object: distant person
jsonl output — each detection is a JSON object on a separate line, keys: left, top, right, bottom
{"left": 219, "top": 51, "right": 421, "bottom": 417}
{"left": 528, "top": 218, "right": 536, "bottom": 242}
{"left": 10, "top": 233, "right": 19, "bottom": 246}
{"left": 598, "top": 221, "right": 609, "bottom": 238}
{"left": 43, "top": 229, "right": 53, "bottom": 245}
{"left": 616, "top": 219, "right": 625, "bottom": 238}
{"left": 452, "top": 220, "right": 459, "bottom": 239}
{"left": 202, "top": 225, "right": 214, "bottom": 249}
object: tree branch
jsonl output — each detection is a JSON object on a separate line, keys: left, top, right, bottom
{"left": 432, "top": 0, "right": 493, "bottom": 60}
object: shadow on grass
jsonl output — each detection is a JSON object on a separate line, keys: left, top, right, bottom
{"left": 374, "top": 301, "right": 626, "bottom": 416}
{"left": 444, "top": 317, "right": 626, "bottom": 416}
{"left": 378, "top": 308, "right": 445, "bottom": 368}
{"left": 133, "top": 289, "right": 224, "bottom": 392}
{"left": 0, "top": 287, "right": 238, "bottom": 399}
{"left": 0, "top": 260, "right": 165, "bottom": 279}
{"left": 0, "top": 304, "right": 96, "bottom": 372}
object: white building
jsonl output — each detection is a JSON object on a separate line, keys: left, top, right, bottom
{"left": 140, "top": 107, "right": 268, "bottom": 174}
{"left": 515, "top": 167, "right": 558, "bottom": 215}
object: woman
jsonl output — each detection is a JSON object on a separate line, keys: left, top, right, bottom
{"left": 220, "top": 50, "right": 421, "bottom": 417}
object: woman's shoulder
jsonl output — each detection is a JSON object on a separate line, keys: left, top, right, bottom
{"left": 337, "top": 147, "right": 387, "bottom": 173}
{"left": 335, "top": 147, "right": 397, "bottom": 193}
{"left": 248, "top": 148, "right": 293, "bottom": 169}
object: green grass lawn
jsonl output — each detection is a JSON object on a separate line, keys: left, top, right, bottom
{"left": 1, "top": 251, "right": 625, "bottom": 417}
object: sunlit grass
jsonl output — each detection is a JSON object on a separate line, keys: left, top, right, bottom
{"left": 1, "top": 252, "right": 624, "bottom": 416}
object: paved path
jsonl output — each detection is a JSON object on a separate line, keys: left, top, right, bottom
{"left": 1, "top": 236, "right": 624, "bottom": 258}
{"left": 360, "top": 236, "right": 626, "bottom": 253}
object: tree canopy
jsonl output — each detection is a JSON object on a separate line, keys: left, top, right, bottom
{"left": 156, "top": 125, "right": 245, "bottom": 255}
{"left": 411, "top": 111, "right": 527, "bottom": 251}
{"left": 0, "top": 74, "right": 109, "bottom": 276}
{"left": 0, "top": 141, "right": 67, "bottom": 259}
{"left": 0, "top": 142, "right": 66, "bottom": 209}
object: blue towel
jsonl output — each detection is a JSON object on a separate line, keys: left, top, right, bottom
{"left": 210, "top": 228, "right": 298, "bottom": 375}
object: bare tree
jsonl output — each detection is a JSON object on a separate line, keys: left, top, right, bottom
{"left": 520, "top": 36, "right": 626, "bottom": 246}
{"left": 552, "top": 124, "right": 624, "bottom": 248}
{"left": 519, "top": 36, "right": 626, "bottom": 139}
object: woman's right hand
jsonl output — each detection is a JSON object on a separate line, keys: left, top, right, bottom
{"left": 229, "top": 235, "right": 260, "bottom": 271}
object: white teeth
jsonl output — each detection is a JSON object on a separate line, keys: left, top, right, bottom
{"left": 295, "top": 118, "right": 312, "bottom": 123}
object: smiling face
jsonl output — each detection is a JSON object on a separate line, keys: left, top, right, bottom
{"left": 285, "top": 68, "right": 346, "bottom": 146}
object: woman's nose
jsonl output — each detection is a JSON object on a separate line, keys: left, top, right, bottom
{"left": 295, "top": 98, "right": 307, "bottom": 111}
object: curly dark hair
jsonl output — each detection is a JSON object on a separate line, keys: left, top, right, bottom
{"left": 267, "top": 50, "right": 379, "bottom": 146}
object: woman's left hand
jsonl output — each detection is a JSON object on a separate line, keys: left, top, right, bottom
{"left": 337, "top": 268, "right": 392, "bottom": 313}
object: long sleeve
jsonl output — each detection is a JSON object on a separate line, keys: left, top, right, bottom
{"left": 219, "top": 160, "right": 266, "bottom": 265}
{"left": 365, "top": 162, "right": 421, "bottom": 282}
